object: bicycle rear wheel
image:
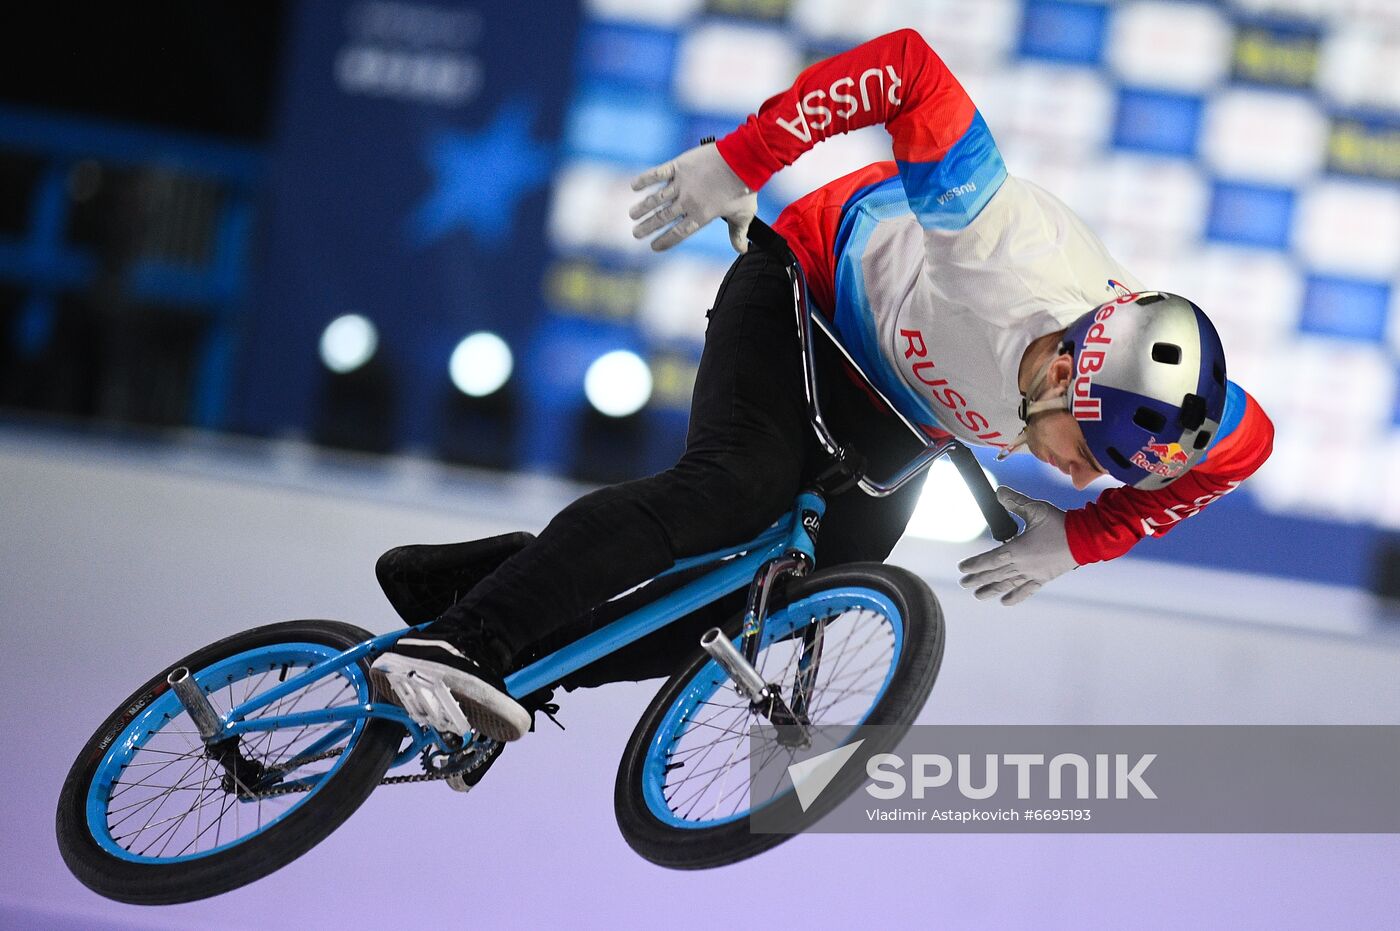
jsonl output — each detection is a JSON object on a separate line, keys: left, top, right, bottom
{"left": 56, "top": 620, "right": 402, "bottom": 904}
{"left": 614, "top": 563, "right": 943, "bottom": 868}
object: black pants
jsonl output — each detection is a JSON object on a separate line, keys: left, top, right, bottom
{"left": 439, "top": 251, "right": 927, "bottom": 683}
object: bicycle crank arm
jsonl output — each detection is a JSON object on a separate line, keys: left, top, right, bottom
{"left": 700, "top": 628, "right": 811, "bottom": 748}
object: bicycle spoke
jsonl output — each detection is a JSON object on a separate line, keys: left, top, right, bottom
{"left": 123, "top": 780, "right": 223, "bottom": 848}
{"left": 802, "top": 611, "right": 881, "bottom": 706}
{"left": 241, "top": 665, "right": 273, "bottom": 706}
{"left": 194, "top": 756, "right": 208, "bottom": 856}
{"left": 107, "top": 772, "right": 214, "bottom": 819}
{"left": 170, "top": 791, "right": 238, "bottom": 859}
{"left": 125, "top": 754, "right": 208, "bottom": 840}
{"left": 666, "top": 726, "right": 764, "bottom": 791}
{"left": 676, "top": 715, "right": 754, "bottom": 742}
{"left": 672, "top": 697, "right": 745, "bottom": 741}
{"left": 96, "top": 652, "right": 368, "bottom": 860}
{"left": 659, "top": 599, "right": 899, "bottom": 824}
{"left": 664, "top": 703, "right": 752, "bottom": 792}
{"left": 239, "top": 676, "right": 314, "bottom": 764}
{"left": 212, "top": 778, "right": 224, "bottom": 853}
{"left": 108, "top": 750, "right": 203, "bottom": 801}
{"left": 254, "top": 680, "right": 354, "bottom": 767}
{"left": 676, "top": 720, "right": 751, "bottom": 820}
{"left": 120, "top": 746, "right": 210, "bottom": 758}
{"left": 241, "top": 670, "right": 351, "bottom": 768}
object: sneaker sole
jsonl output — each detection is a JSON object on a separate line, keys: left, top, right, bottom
{"left": 370, "top": 653, "right": 531, "bottom": 742}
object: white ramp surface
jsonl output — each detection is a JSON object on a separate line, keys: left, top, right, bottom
{"left": 3, "top": 428, "right": 1399, "bottom": 930}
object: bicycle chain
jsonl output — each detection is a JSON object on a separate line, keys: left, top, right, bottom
{"left": 238, "top": 748, "right": 429, "bottom": 798}
{"left": 242, "top": 741, "right": 486, "bottom": 799}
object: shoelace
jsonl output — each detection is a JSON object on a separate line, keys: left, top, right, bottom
{"left": 536, "top": 700, "right": 564, "bottom": 731}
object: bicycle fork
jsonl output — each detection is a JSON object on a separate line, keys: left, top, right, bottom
{"left": 698, "top": 491, "right": 829, "bottom": 747}
{"left": 700, "top": 553, "right": 823, "bottom": 749}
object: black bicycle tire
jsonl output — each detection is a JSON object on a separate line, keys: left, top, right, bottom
{"left": 56, "top": 619, "right": 403, "bottom": 904}
{"left": 614, "top": 563, "right": 944, "bottom": 869}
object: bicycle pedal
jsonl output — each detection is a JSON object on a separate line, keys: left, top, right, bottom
{"left": 440, "top": 739, "right": 503, "bottom": 793}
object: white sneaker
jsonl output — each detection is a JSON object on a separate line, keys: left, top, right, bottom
{"left": 371, "top": 634, "right": 530, "bottom": 742}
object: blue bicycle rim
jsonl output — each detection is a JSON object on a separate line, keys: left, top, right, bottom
{"left": 641, "top": 587, "right": 903, "bottom": 829}
{"left": 86, "top": 642, "right": 371, "bottom": 864}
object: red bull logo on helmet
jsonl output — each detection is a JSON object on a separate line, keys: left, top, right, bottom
{"left": 1071, "top": 293, "right": 1136, "bottom": 422}
{"left": 1131, "top": 436, "right": 1191, "bottom": 478}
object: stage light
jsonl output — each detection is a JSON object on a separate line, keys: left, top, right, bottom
{"left": 319, "top": 314, "right": 378, "bottom": 374}
{"left": 905, "top": 458, "right": 1001, "bottom": 543}
{"left": 449, "top": 331, "right": 513, "bottom": 397}
{"left": 584, "top": 349, "right": 652, "bottom": 417}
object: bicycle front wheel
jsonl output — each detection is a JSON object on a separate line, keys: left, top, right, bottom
{"left": 614, "top": 563, "right": 943, "bottom": 868}
{"left": 56, "top": 620, "right": 402, "bottom": 904}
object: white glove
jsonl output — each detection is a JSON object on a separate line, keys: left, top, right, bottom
{"left": 629, "top": 143, "right": 757, "bottom": 253}
{"left": 957, "top": 486, "right": 1078, "bottom": 606}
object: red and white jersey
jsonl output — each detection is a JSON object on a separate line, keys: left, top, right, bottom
{"left": 715, "top": 29, "right": 1275, "bottom": 565}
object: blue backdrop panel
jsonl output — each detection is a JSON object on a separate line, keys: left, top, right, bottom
{"left": 237, "top": 1, "right": 580, "bottom": 446}
{"left": 1018, "top": 0, "right": 1109, "bottom": 65}
{"left": 1298, "top": 277, "right": 1392, "bottom": 343}
{"left": 1206, "top": 182, "right": 1296, "bottom": 250}
{"left": 1112, "top": 88, "right": 1204, "bottom": 157}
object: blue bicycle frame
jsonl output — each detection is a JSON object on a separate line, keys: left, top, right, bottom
{"left": 196, "top": 216, "right": 1014, "bottom": 787}
{"left": 209, "top": 491, "right": 833, "bottom": 778}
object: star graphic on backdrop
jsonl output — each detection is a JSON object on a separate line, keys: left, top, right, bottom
{"left": 407, "top": 96, "right": 553, "bottom": 249}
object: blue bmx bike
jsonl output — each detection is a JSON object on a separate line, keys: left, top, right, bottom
{"left": 56, "top": 222, "right": 1016, "bottom": 903}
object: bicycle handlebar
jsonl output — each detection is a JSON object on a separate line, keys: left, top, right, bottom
{"left": 745, "top": 217, "right": 1019, "bottom": 543}
{"left": 948, "top": 443, "right": 1019, "bottom": 542}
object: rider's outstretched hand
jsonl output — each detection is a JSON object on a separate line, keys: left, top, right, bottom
{"left": 958, "top": 486, "right": 1078, "bottom": 606}
{"left": 629, "top": 143, "right": 756, "bottom": 254}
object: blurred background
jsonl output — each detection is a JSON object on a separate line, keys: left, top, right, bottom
{"left": 4, "top": 1, "right": 1400, "bottom": 928}
{"left": 3, "top": 0, "right": 1400, "bottom": 583}
{"left": 5, "top": 0, "right": 1400, "bottom": 582}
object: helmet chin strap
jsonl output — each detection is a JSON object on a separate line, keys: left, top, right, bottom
{"left": 997, "top": 360, "right": 1070, "bottom": 461}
